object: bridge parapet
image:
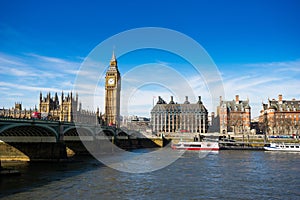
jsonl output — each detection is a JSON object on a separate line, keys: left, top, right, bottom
{"left": 0, "top": 118, "right": 136, "bottom": 143}
{"left": 0, "top": 118, "right": 123, "bottom": 143}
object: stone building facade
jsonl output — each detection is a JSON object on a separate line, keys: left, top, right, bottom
{"left": 39, "top": 91, "right": 100, "bottom": 123}
{"left": 219, "top": 95, "right": 251, "bottom": 134}
{"left": 0, "top": 102, "right": 36, "bottom": 119}
{"left": 151, "top": 96, "right": 208, "bottom": 134}
{"left": 104, "top": 51, "right": 121, "bottom": 127}
{"left": 0, "top": 92, "right": 101, "bottom": 124}
{"left": 259, "top": 94, "right": 300, "bottom": 135}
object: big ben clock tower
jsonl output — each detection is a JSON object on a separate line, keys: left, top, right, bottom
{"left": 105, "top": 51, "right": 121, "bottom": 127}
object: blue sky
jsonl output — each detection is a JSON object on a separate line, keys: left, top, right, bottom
{"left": 0, "top": 0, "right": 300, "bottom": 117}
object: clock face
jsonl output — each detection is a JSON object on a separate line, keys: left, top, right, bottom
{"left": 108, "top": 78, "right": 115, "bottom": 85}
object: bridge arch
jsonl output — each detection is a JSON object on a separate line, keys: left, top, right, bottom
{"left": 0, "top": 124, "right": 59, "bottom": 141}
{"left": 101, "top": 130, "right": 115, "bottom": 136}
{"left": 117, "top": 131, "right": 128, "bottom": 136}
{"left": 63, "top": 126, "right": 94, "bottom": 136}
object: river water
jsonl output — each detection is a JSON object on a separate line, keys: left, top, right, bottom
{"left": 1, "top": 150, "right": 300, "bottom": 200}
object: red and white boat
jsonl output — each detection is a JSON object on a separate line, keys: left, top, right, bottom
{"left": 171, "top": 141, "right": 219, "bottom": 151}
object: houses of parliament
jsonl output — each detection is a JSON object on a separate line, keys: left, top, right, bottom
{"left": 0, "top": 51, "right": 121, "bottom": 126}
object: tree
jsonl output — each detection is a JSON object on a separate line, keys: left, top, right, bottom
{"left": 258, "top": 113, "right": 268, "bottom": 134}
{"left": 229, "top": 113, "right": 243, "bottom": 134}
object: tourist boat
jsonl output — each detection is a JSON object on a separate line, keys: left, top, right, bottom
{"left": 264, "top": 143, "right": 300, "bottom": 152}
{"left": 171, "top": 141, "right": 219, "bottom": 151}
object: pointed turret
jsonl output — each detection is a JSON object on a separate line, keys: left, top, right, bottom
{"left": 111, "top": 50, "right": 116, "bottom": 61}
{"left": 61, "top": 91, "right": 64, "bottom": 103}
{"left": 55, "top": 92, "right": 58, "bottom": 101}
{"left": 79, "top": 102, "right": 82, "bottom": 111}
{"left": 76, "top": 92, "right": 78, "bottom": 103}
{"left": 109, "top": 50, "right": 117, "bottom": 68}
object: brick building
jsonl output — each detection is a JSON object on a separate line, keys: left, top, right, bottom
{"left": 259, "top": 94, "right": 300, "bottom": 135}
{"left": 219, "top": 95, "right": 251, "bottom": 134}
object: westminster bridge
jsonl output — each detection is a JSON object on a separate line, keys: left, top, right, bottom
{"left": 0, "top": 118, "right": 166, "bottom": 161}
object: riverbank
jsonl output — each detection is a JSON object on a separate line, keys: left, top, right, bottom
{"left": 167, "top": 134, "right": 300, "bottom": 151}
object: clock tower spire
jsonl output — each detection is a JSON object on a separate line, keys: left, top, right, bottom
{"left": 110, "top": 50, "right": 117, "bottom": 68}
{"left": 104, "top": 50, "right": 121, "bottom": 127}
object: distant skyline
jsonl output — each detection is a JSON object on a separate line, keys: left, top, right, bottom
{"left": 0, "top": 0, "right": 300, "bottom": 117}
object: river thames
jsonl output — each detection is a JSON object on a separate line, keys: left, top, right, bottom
{"left": 1, "top": 150, "right": 300, "bottom": 199}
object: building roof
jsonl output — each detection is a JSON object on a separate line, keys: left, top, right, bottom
{"left": 151, "top": 96, "right": 207, "bottom": 113}
{"left": 268, "top": 99, "right": 300, "bottom": 112}
{"left": 221, "top": 100, "right": 250, "bottom": 112}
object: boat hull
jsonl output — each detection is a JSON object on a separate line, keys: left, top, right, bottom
{"left": 171, "top": 141, "right": 219, "bottom": 151}
{"left": 264, "top": 147, "right": 300, "bottom": 152}
{"left": 171, "top": 147, "right": 219, "bottom": 151}
{"left": 264, "top": 143, "right": 300, "bottom": 152}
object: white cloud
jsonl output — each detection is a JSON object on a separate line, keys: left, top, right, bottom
{"left": 219, "top": 60, "right": 300, "bottom": 117}
{"left": 132, "top": 59, "right": 300, "bottom": 118}
{"left": 0, "top": 82, "right": 61, "bottom": 93}
{"left": 0, "top": 52, "right": 82, "bottom": 109}
{"left": 0, "top": 53, "right": 27, "bottom": 66}
{"left": 26, "top": 53, "right": 74, "bottom": 65}
{"left": 244, "top": 60, "right": 300, "bottom": 69}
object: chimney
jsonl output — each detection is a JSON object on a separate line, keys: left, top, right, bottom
{"left": 278, "top": 94, "right": 283, "bottom": 104}
{"left": 235, "top": 95, "right": 239, "bottom": 104}
{"left": 197, "top": 96, "right": 202, "bottom": 104}
{"left": 169, "top": 96, "right": 174, "bottom": 104}
{"left": 184, "top": 96, "right": 190, "bottom": 104}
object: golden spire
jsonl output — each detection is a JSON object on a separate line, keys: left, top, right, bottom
{"left": 111, "top": 50, "right": 116, "bottom": 61}
{"left": 110, "top": 49, "right": 117, "bottom": 67}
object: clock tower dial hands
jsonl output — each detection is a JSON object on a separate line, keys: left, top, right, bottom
{"left": 108, "top": 77, "right": 115, "bottom": 85}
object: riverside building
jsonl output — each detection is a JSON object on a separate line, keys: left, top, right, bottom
{"left": 219, "top": 95, "right": 251, "bottom": 134}
{"left": 39, "top": 91, "right": 100, "bottom": 123}
{"left": 151, "top": 96, "right": 208, "bottom": 134}
{"left": 259, "top": 94, "right": 300, "bottom": 135}
{"left": 0, "top": 92, "right": 100, "bottom": 124}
